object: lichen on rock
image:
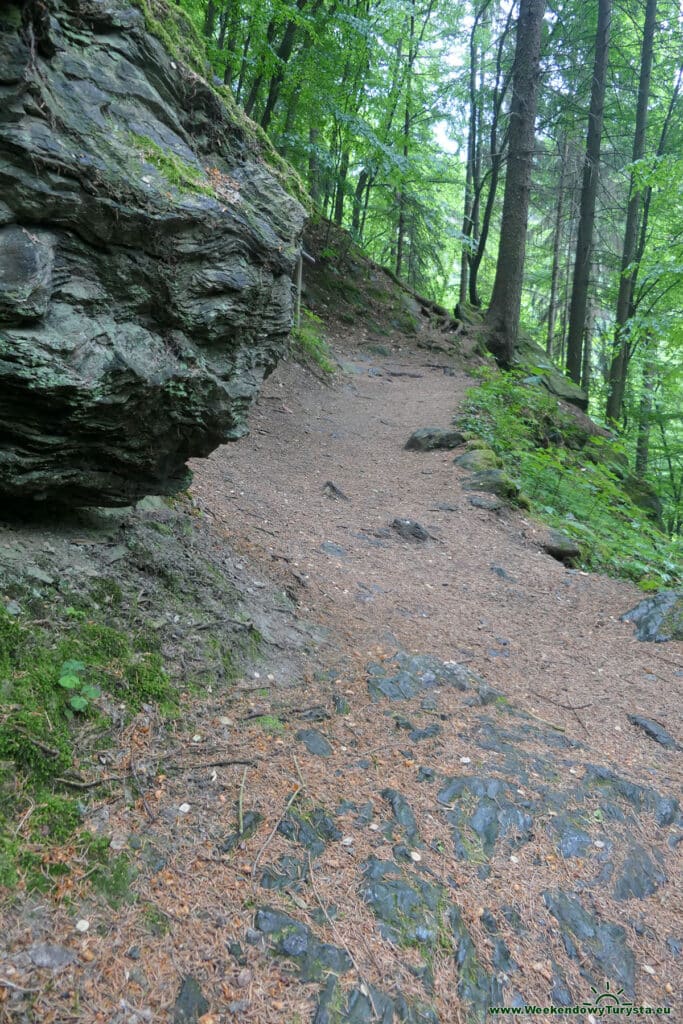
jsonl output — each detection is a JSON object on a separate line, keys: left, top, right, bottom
{"left": 0, "top": 0, "right": 305, "bottom": 506}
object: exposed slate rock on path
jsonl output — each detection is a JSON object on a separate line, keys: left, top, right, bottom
{"left": 187, "top": 344, "right": 682, "bottom": 1021}
{"left": 0, "top": 0, "right": 304, "bottom": 506}
{"left": 6, "top": 344, "right": 678, "bottom": 1021}
{"left": 622, "top": 591, "right": 683, "bottom": 642}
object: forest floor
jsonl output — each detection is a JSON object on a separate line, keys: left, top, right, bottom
{"left": 1, "top": 325, "right": 681, "bottom": 1024}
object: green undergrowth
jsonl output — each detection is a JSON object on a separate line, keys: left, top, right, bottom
{"left": 457, "top": 370, "right": 682, "bottom": 589}
{"left": 0, "top": 603, "right": 177, "bottom": 894}
{"left": 291, "top": 309, "right": 336, "bottom": 374}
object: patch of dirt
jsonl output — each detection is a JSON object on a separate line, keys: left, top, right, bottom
{"left": 1, "top": 326, "right": 681, "bottom": 1023}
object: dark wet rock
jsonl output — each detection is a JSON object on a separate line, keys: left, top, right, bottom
{"left": 255, "top": 907, "right": 351, "bottom": 982}
{"left": 391, "top": 518, "right": 431, "bottom": 541}
{"left": 228, "top": 941, "right": 247, "bottom": 965}
{"left": 323, "top": 480, "right": 350, "bottom": 501}
{"left": 126, "top": 946, "right": 141, "bottom": 961}
{"left": 621, "top": 475, "right": 665, "bottom": 528}
{"left": 550, "top": 963, "right": 573, "bottom": 1006}
{"left": 405, "top": 427, "right": 466, "bottom": 451}
{"left": 461, "top": 470, "right": 521, "bottom": 501}
{"left": 361, "top": 857, "right": 442, "bottom": 947}
{"left": 296, "top": 728, "right": 333, "bottom": 757}
{"left": 278, "top": 806, "right": 341, "bottom": 856}
{"left": 173, "top": 976, "right": 209, "bottom": 1023}
{"left": 475, "top": 683, "right": 505, "bottom": 705}
{"left": 219, "top": 810, "right": 263, "bottom": 853}
{"left": 613, "top": 842, "right": 666, "bottom": 901}
{"left": 259, "top": 854, "right": 309, "bottom": 891}
{"left": 449, "top": 906, "right": 501, "bottom": 1021}
{"left": 297, "top": 705, "right": 331, "bottom": 723}
{"left": 409, "top": 722, "right": 441, "bottom": 742}
{"left": 333, "top": 694, "right": 351, "bottom": 715}
{"left": 548, "top": 814, "right": 592, "bottom": 859}
{"left": 542, "top": 530, "right": 581, "bottom": 565}
{"left": 514, "top": 334, "right": 588, "bottom": 410}
{"left": 544, "top": 891, "right": 635, "bottom": 996}
{"left": 417, "top": 767, "right": 436, "bottom": 783}
{"left": 583, "top": 765, "right": 680, "bottom": 827}
{"left": 627, "top": 715, "right": 680, "bottom": 750}
{"left": 491, "top": 565, "right": 514, "bottom": 580}
{"left": 437, "top": 776, "right": 533, "bottom": 860}
{"left": 0, "top": 0, "right": 304, "bottom": 507}
{"left": 666, "top": 936, "right": 681, "bottom": 956}
{"left": 367, "top": 650, "right": 480, "bottom": 702}
{"left": 454, "top": 449, "right": 501, "bottom": 471}
{"left": 468, "top": 494, "right": 504, "bottom": 511}
{"left": 381, "top": 789, "right": 420, "bottom": 845}
{"left": 354, "top": 802, "right": 375, "bottom": 827}
{"left": 621, "top": 591, "right": 683, "bottom": 643}
{"left": 321, "top": 542, "right": 348, "bottom": 559}
{"left": 28, "top": 943, "right": 75, "bottom": 970}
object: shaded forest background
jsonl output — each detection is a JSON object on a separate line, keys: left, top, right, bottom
{"left": 169, "top": 0, "right": 681, "bottom": 536}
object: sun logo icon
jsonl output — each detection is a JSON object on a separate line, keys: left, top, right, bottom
{"left": 585, "top": 982, "right": 632, "bottom": 1008}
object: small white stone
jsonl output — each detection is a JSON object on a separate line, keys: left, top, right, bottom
{"left": 642, "top": 964, "right": 656, "bottom": 976}
{"left": 509, "top": 855, "right": 520, "bottom": 864}
{"left": 368, "top": 823, "right": 379, "bottom": 831}
{"left": 192, "top": 734, "right": 202, "bottom": 743}
{"left": 460, "top": 756, "right": 471, "bottom": 764}
{"left": 409, "top": 851, "right": 422, "bottom": 862}
{"left": 341, "top": 836, "right": 354, "bottom": 846}
{"left": 594, "top": 840, "right": 605, "bottom": 848}
{"left": 267, "top": 674, "right": 275, "bottom": 681}
{"left": 178, "top": 803, "right": 191, "bottom": 814}
{"left": 219, "top": 717, "right": 233, "bottom": 726}
{"left": 75, "top": 920, "right": 90, "bottom": 933}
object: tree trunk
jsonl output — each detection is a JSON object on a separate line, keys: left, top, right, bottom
{"left": 581, "top": 295, "right": 594, "bottom": 392}
{"left": 334, "top": 150, "right": 350, "bottom": 225}
{"left": 547, "top": 136, "right": 569, "bottom": 356}
{"left": 635, "top": 344, "right": 656, "bottom": 478}
{"left": 605, "top": 0, "right": 657, "bottom": 422}
{"left": 308, "top": 128, "right": 321, "bottom": 205}
{"left": 485, "top": 0, "right": 546, "bottom": 366}
{"left": 566, "top": 0, "right": 612, "bottom": 383}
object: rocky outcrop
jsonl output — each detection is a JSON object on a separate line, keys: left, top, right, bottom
{"left": 0, "top": 0, "right": 305, "bottom": 506}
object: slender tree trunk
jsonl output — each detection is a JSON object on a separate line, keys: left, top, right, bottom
{"left": 581, "top": 295, "right": 594, "bottom": 392}
{"left": 547, "top": 136, "right": 569, "bottom": 356}
{"left": 486, "top": 0, "right": 546, "bottom": 366}
{"left": 605, "top": 0, "right": 657, "bottom": 422}
{"left": 635, "top": 343, "right": 656, "bottom": 478}
{"left": 566, "top": 0, "right": 612, "bottom": 383}
{"left": 334, "top": 150, "right": 350, "bottom": 225}
{"left": 308, "top": 127, "right": 321, "bottom": 205}
{"left": 203, "top": 0, "right": 216, "bottom": 38}
{"left": 351, "top": 170, "right": 369, "bottom": 238}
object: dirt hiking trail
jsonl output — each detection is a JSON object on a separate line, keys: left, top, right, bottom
{"left": 2, "top": 334, "right": 681, "bottom": 1024}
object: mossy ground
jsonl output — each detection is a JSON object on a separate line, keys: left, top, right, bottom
{"left": 456, "top": 370, "right": 682, "bottom": 590}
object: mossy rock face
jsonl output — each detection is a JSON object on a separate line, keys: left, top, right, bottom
{"left": 514, "top": 335, "right": 588, "bottom": 411}
{"left": 621, "top": 476, "right": 665, "bottom": 529}
{"left": 0, "top": 0, "right": 305, "bottom": 506}
{"left": 461, "top": 469, "right": 521, "bottom": 501}
{"left": 454, "top": 448, "right": 501, "bottom": 472}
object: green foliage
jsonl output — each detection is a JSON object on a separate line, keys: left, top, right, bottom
{"left": 0, "top": 604, "right": 177, "bottom": 895}
{"left": 128, "top": 132, "right": 213, "bottom": 195}
{"left": 457, "top": 373, "right": 682, "bottom": 589}
{"left": 291, "top": 309, "right": 336, "bottom": 374}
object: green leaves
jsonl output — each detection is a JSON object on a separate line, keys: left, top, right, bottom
{"left": 57, "top": 661, "right": 100, "bottom": 714}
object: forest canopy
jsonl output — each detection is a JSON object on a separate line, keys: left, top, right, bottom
{"left": 172, "top": 0, "right": 683, "bottom": 536}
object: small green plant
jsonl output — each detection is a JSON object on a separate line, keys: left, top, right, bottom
{"left": 57, "top": 660, "right": 101, "bottom": 715}
{"left": 291, "top": 310, "right": 336, "bottom": 374}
